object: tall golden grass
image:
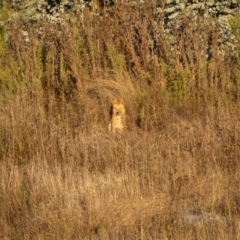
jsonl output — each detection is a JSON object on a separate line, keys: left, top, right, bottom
{"left": 0, "top": 2, "right": 240, "bottom": 239}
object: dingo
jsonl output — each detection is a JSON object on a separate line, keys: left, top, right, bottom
{"left": 108, "top": 99, "right": 125, "bottom": 135}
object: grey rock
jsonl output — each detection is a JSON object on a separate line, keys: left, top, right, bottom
{"left": 165, "top": 6, "right": 177, "bottom": 14}
{"left": 182, "top": 209, "right": 230, "bottom": 226}
{"left": 206, "top": 0, "right": 215, "bottom": 7}
{"left": 179, "top": 3, "right": 186, "bottom": 9}
{"left": 168, "top": 12, "right": 179, "bottom": 19}
{"left": 21, "top": 30, "right": 29, "bottom": 43}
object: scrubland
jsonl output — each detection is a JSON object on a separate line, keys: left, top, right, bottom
{"left": 0, "top": 2, "right": 240, "bottom": 239}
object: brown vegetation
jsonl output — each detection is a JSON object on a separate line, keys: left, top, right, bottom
{"left": 0, "top": 2, "right": 240, "bottom": 239}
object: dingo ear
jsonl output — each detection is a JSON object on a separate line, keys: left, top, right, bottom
{"left": 113, "top": 99, "right": 118, "bottom": 104}
{"left": 119, "top": 99, "right": 124, "bottom": 105}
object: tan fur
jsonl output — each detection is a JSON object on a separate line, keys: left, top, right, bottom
{"left": 108, "top": 99, "right": 126, "bottom": 135}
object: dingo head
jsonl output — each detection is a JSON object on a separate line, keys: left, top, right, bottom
{"left": 112, "top": 99, "right": 125, "bottom": 117}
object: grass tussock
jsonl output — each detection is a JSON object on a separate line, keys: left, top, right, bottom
{"left": 1, "top": 2, "right": 240, "bottom": 239}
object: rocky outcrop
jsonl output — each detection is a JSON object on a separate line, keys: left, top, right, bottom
{"left": 6, "top": 1, "right": 239, "bottom": 25}
{"left": 154, "top": 0, "right": 238, "bottom": 59}
{"left": 156, "top": 0, "right": 238, "bottom": 22}
{"left": 2, "top": 0, "right": 240, "bottom": 60}
{"left": 10, "top": 0, "right": 84, "bottom": 24}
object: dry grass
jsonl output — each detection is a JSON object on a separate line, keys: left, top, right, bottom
{"left": 1, "top": 89, "right": 240, "bottom": 239}
{"left": 1, "top": 2, "right": 240, "bottom": 239}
